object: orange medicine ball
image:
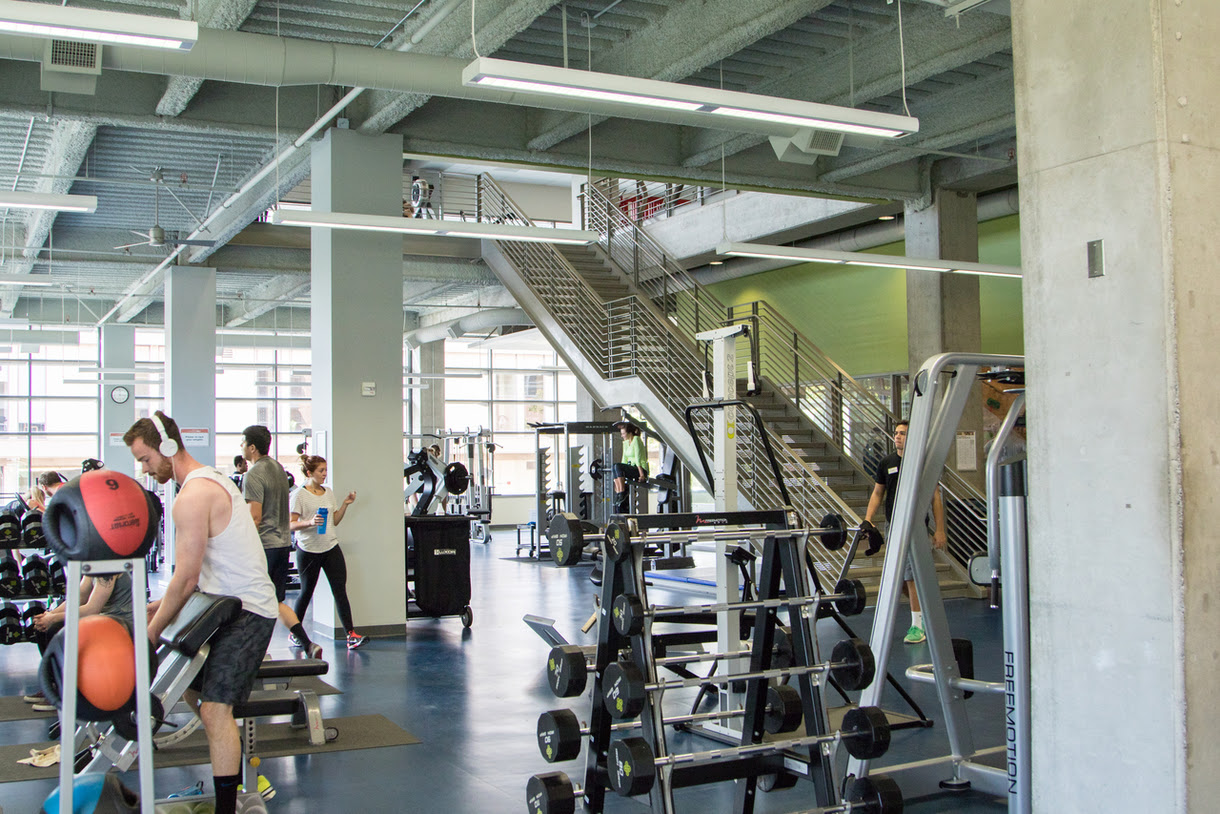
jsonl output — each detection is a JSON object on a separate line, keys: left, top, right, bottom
{"left": 77, "top": 615, "right": 136, "bottom": 713}
{"left": 78, "top": 470, "right": 152, "bottom": 557}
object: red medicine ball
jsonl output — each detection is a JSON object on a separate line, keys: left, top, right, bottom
{"left": 45, "top": 470, "right": 158, "bottom": 561}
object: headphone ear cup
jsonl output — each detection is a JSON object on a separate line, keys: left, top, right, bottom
{"left": 159, "top": 437, "right": 178, "bottom": 457}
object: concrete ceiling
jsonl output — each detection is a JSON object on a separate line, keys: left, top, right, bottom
{"left": 0, "top": 0, "right": 1017, "bottom": 330}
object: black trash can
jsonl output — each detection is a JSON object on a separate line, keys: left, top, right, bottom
{"left": 404, "top": 515, "right": 472, "bottom": 626}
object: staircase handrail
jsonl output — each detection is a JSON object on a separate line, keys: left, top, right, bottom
{"left": 582, "top": 182, "right": 726, "bottom": 345}
{"left": 477, "top": 176, "right": 613, "bottom": 372}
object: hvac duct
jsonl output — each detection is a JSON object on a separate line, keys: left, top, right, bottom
{"left": 403, "top": 308, "right": 532, "bottom": 349}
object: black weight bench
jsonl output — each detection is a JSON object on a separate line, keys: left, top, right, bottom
{"left": 78, "top": 592, "right": 334, "bottom": 781}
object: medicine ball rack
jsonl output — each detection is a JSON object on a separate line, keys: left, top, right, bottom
{"left": 54, "top": 556, "right": 155, "bottom": 814}
{"left": 529, "top": 507, "right": 903, "bottom": 814}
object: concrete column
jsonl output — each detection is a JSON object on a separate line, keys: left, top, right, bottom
{"left": 904, "top": 189, "right": 985, "bottom": 481}
{"left": 417, "top": 340, "right": 445, "bottom": 443}
{"left": 310, "top": 128, "right": 405, "bottom": 639}
{"left": 100, "top": 324, "right": 135, "bottom": 465}
{"left": 164, "top": 266, "right": 216, "bottom": 467}
{"left": 1012, "top": 1, "right": 1220, "bottom": 810}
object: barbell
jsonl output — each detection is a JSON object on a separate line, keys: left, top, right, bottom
{"left": 602, "top": 638, "right": 875, "bottom": 720}
{"left": 602, "top": 513, "right": 875, "bottom": 563}
{"left": 611, "top": 578, "right": 866, "bottom": 637}
{"left": 607, "top": 706, "right": 892, "bottom": 797}
{"left": 537, "top": 684, "right": 802, "bottom": 763}
{"left": 544, "top": 627, "right": 798, "bottom": 699}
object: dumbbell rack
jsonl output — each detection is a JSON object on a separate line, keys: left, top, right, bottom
{"left": 576, "top": 511, "right": 841, "bottom": 814}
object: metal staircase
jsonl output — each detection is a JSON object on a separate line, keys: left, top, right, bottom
{"left": 477, "top": 175, "right": 980, "bottom": 597}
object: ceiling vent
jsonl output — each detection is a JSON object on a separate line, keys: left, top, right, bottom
{"left": 769, "top": 128, "right": 845, "bottom": 166}
{"left": 41, "top": 40, "right": 102, "bottom": 95}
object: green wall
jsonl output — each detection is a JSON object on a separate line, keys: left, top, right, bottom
{"left": 707, "top": 214, "right": 1024, "bottom": 376}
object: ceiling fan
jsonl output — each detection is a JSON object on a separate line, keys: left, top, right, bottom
{"left": 114, "top": 167, "right": 216, "bottom": 252}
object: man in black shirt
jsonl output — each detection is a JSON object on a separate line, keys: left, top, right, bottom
{"left": 863, "top": 420, "right": 947, "bottom": 645}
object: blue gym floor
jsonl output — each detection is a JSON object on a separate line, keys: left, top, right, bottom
{"left": 0, "top": 532, "right": 1008, "bottom": 813}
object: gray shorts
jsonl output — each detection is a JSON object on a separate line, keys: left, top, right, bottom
{"left": 191, "top": 610, "right": 275, "bottom": 706}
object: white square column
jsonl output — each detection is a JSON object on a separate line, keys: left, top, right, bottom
{"left": 309, "top": 129, "right": 406, "bottom": 637}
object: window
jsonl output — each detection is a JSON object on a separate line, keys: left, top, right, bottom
{"left": 0, "top": 330, "right": 101, "bottom": 495}
{"left": 427, "top": 339, "right": 575, "bottom": 495}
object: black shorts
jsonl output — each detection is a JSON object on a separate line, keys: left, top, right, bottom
{"left": 263, "top": 546, "right": 292, "bottom": 602}
{"left": 191, "top": 610, "right": 275, "bottom": 706}
{"left": 613, "top": 463, "right": 644, "bottom": 481}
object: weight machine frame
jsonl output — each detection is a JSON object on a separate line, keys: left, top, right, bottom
{"left": 846, "top": 352, "right": 1028, "bottom": 804}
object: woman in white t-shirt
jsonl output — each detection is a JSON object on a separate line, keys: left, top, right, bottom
{"left": 289, "top": 454, "right": 366, "bottom": 650}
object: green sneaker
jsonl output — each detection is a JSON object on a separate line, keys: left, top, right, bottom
{"left": 903, "top": 626, "right": 926, "bottom": 644}
{"left": 237, "top": 775, "right": 276, "bottom": 801}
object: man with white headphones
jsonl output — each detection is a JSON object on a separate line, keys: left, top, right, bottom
{"left": 124, "top": 411, "right": 278, "bottom": 814}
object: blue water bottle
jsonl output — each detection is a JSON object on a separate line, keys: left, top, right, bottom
{"left": 316, "top": 507, "right": 329, "bottom": 534}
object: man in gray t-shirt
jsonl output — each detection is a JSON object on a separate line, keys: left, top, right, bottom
{"left": 241, "top": 424, "right": 322, "bottom": 659}
{"left": 243, "top": 456, "right": 291, "bottom": 550}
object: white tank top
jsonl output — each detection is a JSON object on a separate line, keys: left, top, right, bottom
{"left": 182, "top": 467, "right": 278, "bottom": 619}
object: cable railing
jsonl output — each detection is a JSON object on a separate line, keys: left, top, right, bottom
{"left": 582, "top": 181, "right": 723, "bottom": 350}
{"left": 590, "top": 178, "right": 738, "bottom": 224}
{"left": 478, "top": 177, "right": 610, "bottom": 372}
{"left": 724, "top": 300, "right": 988, "bottom": 568}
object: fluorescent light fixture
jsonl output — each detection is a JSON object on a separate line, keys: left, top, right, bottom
{"left": 0, "top": 190, "right": 97, "bottom": 213}
{"left": 463, "top": 57, "right": 919, "bottom": 140}
{"left": 64, "top": 378, "right": 160, "bottom": 386}
{"left": 269, "top": 209, "right": 598, "bottom": 246}
{"left": 0, "top": 0, "right": 198, "bottom": 50}
{"left": 0, "top": 273, "right": 54, "bottom": 286}
{"left": 716, "top": 241, "right": 1022, "bottom": 278}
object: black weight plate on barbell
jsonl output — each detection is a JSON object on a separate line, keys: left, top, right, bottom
{"left": 526, "top": 772, "right": 579, "bottom": 814}
{"left": 830, "top": 637, "right": 875, "bottom": 692}
{"left": 841, "top": 705, "right": 891, "bottom": 760}
{"left": 605, "top": 520, "right": 632, "bottom": 563}
{"left": 443, "top": 462, "right": 470, "bottom": 495}
{"left": 602, "top": 661, "right": 647, "bottom": 720}
{"left": 764, "top": 684, "right": 803, "bottom": 735}
{"left": 537, "top": 709, "right": 583, "bottom": 763}
{"left": 547, "top": 513, "right": 584, "bottom": 567}
{"left": 833, "top": 578, "right": 867, "bottom": 617}
{"left": 819, "top": 513, "right": 846, "bottom": 551}
{"left": 546, "top": 645, "right": 589, "bottom": 698}
{"left": 608, "top": 736, "right": 656, "bottom": 797}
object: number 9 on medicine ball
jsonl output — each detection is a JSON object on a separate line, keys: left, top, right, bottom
{"left": 43, "top": 470, "right": 161, "bottom": 561}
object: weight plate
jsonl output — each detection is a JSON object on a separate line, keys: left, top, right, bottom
{"left": 608, "top": 737, "right": 656, "bottom": 797}
{"left": 764, "top": 684, "right": 803, "bottom": 735}
{"left": 611, "top": 595, "right": 644, "bottom": 637}
{"left": 819, "top": 513, "right": 846, "bottom": 551}
{"left": 546, "top": 645, "right": 588, "bottom": 698}
{"left": 605, "top": 521, "right": 632, "bottom": 563}
{"left": 830, "top": 637, "right": 876, "bottom": 692}
{"left": 841, "top": 705, "right": 891, "bottom": 760}
{"left": 537, "top": 709, "right": 582, "bottom": 763}
{"left": 547, "top": 513, "right": 584, "bottom": 567}
{"left": 833, "top": 578, "right": 868, "bottom": 617}
{"left": 601, "top": 661, "right": 646, "bottom": 720}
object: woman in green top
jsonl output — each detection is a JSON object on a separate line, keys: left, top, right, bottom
{"left": 613, "top": 421, "right": 648, "bottom": 514}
